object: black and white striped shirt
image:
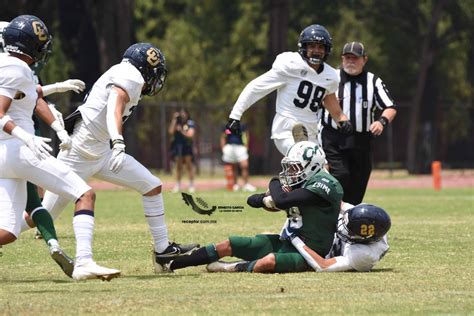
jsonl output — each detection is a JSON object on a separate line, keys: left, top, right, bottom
{"left": 322, "top": 69, "right": 395, "bottom": 133}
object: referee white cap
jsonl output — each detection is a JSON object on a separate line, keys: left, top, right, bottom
{"left": 342, "top": 41, "right": 366, "bottom": 57}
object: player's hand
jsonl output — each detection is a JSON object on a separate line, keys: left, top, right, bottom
{"left": 225, "top": 119, "right": 241, "bottom": 135}
{"left": 280, "top": 221, "right": 297, "bottom": 241}
{"left": 27, "top": 136, "right": 53, "bottom": 160}
{"left": 48, "top": 103, "right": 64, "bottom": 128}
{"left": 42, "top": 79, "right": 86, "bottom": 96}
{"left": 56, "top": 129, "right": 71, "bottom": 151}
{"left": 339, "top": 120, "right": 354, "bottom": 135}
{"left": 109, "top": 139, "right": 126, "bottom": 173}
{"left": 247, "top": 193, "right": 266, "bottom": 208}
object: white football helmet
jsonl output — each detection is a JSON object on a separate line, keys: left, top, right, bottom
{"left": 279, "top": 141, "right": 326, "bottom": 187}
{"left": 0, "top": 21, "right": 10, "bottom": 52}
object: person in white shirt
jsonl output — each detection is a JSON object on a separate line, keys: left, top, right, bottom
{"left": 36, "top": 42, "right": 199, "bottom": 276}
{"left": 225, "top": 24, "right": 353, "bottom": 155}
{"left": 0, "top": 15, "right": 119, "bottom": 280}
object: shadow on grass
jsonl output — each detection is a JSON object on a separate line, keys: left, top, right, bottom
{"left": 121, "top": 273, "right": 201, "bottom": 280}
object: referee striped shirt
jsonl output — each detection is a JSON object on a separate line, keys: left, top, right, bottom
{"left": 322, "top": 69, "right": 395, "bottom": 133}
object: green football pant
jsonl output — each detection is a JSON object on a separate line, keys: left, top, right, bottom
{"left": 229, "top": 234, "right": 308, "bottom": 273}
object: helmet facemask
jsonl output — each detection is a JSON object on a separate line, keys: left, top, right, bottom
{"left": 143, "top": 64, "right": 167, "bottom": 96}
{"left": 279, "top": 141, "right": 325, "bottom": 188}
{"left": 298, "top": 41, "right": 330, "bottom": 65}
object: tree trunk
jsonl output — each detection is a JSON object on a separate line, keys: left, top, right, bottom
{"left": 406, "top": 0, "right": 446, "bottom": 173}
{"left": 266, "top": 0, "right": 289, "bottom": 173}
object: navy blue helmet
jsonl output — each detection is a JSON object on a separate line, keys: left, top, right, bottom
{"left": 122, "top": 43, "right": 168, "bottom": 96}
{"left": 337, "top": 204, "right": 391, "bottom": 244}
{"left": 3, "top": 15, "right": 52, "bottom": 64}
{"left": 297, "top": 24, "right": 332, "bottom": 65}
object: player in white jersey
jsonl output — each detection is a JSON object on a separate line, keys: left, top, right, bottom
{"left": 225, "top": 24, "right": 353, "bottom": 155}
{"left": 0, "top": 19, "right": 86, "bottom": 277}
{"left": 290, "top": 203, "right": 391, "bottom": 272}
{"left": 0, "top": 15, "right": 120, "bottom": 280}
{"left": 39, "top": 42, "right": 199, "bottom": 274}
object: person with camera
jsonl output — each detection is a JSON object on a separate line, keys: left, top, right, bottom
{"left": 168, "top": 108, "right": 196, "bottom": 193}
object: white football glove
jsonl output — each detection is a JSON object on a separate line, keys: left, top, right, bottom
{"left": 42, "top": 79, "right": 86, "bottom": 96}
{"left": 48, "top": 103, "right": 64, "bottom": 128}
{"left": 11, "top": 126, "right": 52, "bottom": 160}
{"left": 109, "top": 139, "right": 126, "bottom": 173}
{"left": 51, "top": 120, "right": 71, "bottom": 151}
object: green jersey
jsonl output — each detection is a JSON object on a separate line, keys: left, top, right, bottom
{"left": 289, "top": 170, "right": 343, "bottom": 256}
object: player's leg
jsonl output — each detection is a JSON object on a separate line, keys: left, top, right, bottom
{"left": 274, "top": 137, "right": 295, "bottom": 156}
{"left": 95, "top": 154, "right": 199, "bottom": 272}
{"left": 17, "top": 155, "right": 120, "bottom": 281}
{"left": 0, "top": 179, "right": 26, "bottom": 246}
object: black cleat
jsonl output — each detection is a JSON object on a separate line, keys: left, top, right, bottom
{"left": 153, "top": 242, "right": 199, "bottom": 273}
{"left": 49, "top": 245, "right": 74, "bottom": 278}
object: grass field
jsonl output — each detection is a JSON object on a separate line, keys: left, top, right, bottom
{"left": 0, "top": 186, "right": 473, "bottom": 315}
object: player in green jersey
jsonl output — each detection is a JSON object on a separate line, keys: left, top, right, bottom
{"left": 155, "top": 141, "right": 344, "bottom": 273}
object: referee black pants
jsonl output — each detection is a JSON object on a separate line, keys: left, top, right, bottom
{"left": 322, "top": 128, "right": 372, "bottom": 205}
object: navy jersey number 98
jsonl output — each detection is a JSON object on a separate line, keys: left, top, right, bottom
{"left": 293, "top": 80, "right": 326, "bottom": 112}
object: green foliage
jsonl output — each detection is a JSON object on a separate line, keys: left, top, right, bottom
{"left": 0, "top": 186, "right": 473, "bottom": 314}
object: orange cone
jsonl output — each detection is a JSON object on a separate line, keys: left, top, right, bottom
{"left": 432, "top": 161, "right": 442, "bottom": 191}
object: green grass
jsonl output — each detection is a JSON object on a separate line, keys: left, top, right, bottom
{"left": 1, "top": 187, "right": 473, "bottom": 315}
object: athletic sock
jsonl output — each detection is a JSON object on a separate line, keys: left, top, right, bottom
{"left": 73, "top": 211, "right": 94, "bottom": 264}
{"left": 31, "top": 207, "right": 57, "bottom": 244}
{"left": 143, "top": 194, "right": 169, "bottom": 253}
{"left": 247, "top": 260, "right": 257, "bottom": 272}
{"left": 170, "top": 245, "right": 217, "bottom": 270}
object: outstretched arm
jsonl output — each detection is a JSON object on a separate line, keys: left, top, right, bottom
{"left": 291, "top": 237, "right": 352, "bottom": 272}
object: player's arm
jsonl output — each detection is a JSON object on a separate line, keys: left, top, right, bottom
{"left": 291, "top": 236, "right": 352, "bottom": 272}
{"left": 323, "top": 93, "right": 353, "bottom": 134}
{"left": 107, "top": 86, "right": 129, "bottom": 173}
{"left": 268, "top": 177, "right": 325, "bottom": 209}
{"left": 37, "top": 79, "right": 85, "bottom": 98}
{"left": 34, "top": 97, "right": 71, "bottom": 151}
{"left": 228, "top": 69, "right": 285, "bottom": 126}
{"left": 0, "top": 95, "right": 52, "bottom": 159}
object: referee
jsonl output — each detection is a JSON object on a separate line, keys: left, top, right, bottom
{"left": 321, "top": 41, "right": 397, "bottom": 205}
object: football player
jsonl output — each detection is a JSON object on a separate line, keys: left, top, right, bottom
{"left": 0, "top": 15, "right": 119, "bottom": 280}
{"left": 225, "top": 24, "right": 353, "bottom": 155}
{"left": 1, "top": 19, "right": 86, "bottom": 278}
{"left": 155, "top": 141, "right": 344, "bottom": 273}
{"left": 34, "top": 42, "right": 199, "bottom": 276}
{"left": 290, "top": 203, "right": 391, "bottom": 272}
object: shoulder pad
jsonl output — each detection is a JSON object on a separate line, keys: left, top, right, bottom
{"left": 272, "top": 52, "right": 307, "bottom": 76}
{"left": 109, "top": 63, "right": 144, "bottom": 100}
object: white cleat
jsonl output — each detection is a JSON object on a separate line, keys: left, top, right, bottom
{"left": 292, "top": 123, "right": 309, "bottom": 143}
{"left": 49, "top": 244, "right": 74, "bottom": 278}
{"left": 206, "top": 260, "right": 249, "bottom": 273}
{"left": 72, "top": 261, "right": 121, "bottom": 281}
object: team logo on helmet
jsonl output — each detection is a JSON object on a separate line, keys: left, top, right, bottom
{"left": 32, "top": 21, "right": 48, "bottom": 41}
{"left": 146, "top": 47, "right": 161, "bottom": 67}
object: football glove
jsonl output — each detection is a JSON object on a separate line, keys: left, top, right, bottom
{"left": 279, "top": 219, "right": 298, "bottom": 241}
{"left": 339, "top": 120, "right": 354, "bottom": 135}
{"left": 48, "top": 103, "right": 64, "bottom": 128}
{"left": 50, "top": 120, "right": 71, "bottom": 151}
{"left": 109, "top": 139, "right": 126, "bottom": 173}
{"left": 11, "top": 126, "right": 52, "bottom": 160}
{"left": 42, "top": 79, "right": 86, "bottom": 97}
{"left": 225, "top": 119, "right": 241, "bottom": 135}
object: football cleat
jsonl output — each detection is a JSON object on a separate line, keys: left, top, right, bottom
{"left": 292, "top": 123, "right": 309, "bottom": 143}
{"left": 49, "top": 244, "right": 74, "bottom": 278}
{"left": 206, "top": 260, "right": 250, "bottom": 273}
{"left": 72, "top": 261, "right": 121, "bottom": 281}
{"left": 34, "top": 229, "right": 43, "bottom": 239}
{"left": 153, "top": 242, "right": 200, "bottom": 273}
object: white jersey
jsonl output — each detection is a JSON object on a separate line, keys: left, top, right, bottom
{"left": 325, "top": 233, "right": 389, "bottom": 272}
{"left": 0, "top": 53, "right": 37, "bottom": 140}
{"left": 229, "top": 52, "right": 339, "bottom": 138}
{"left": 78, "top": 62, "right": 143, "bottom": 143}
